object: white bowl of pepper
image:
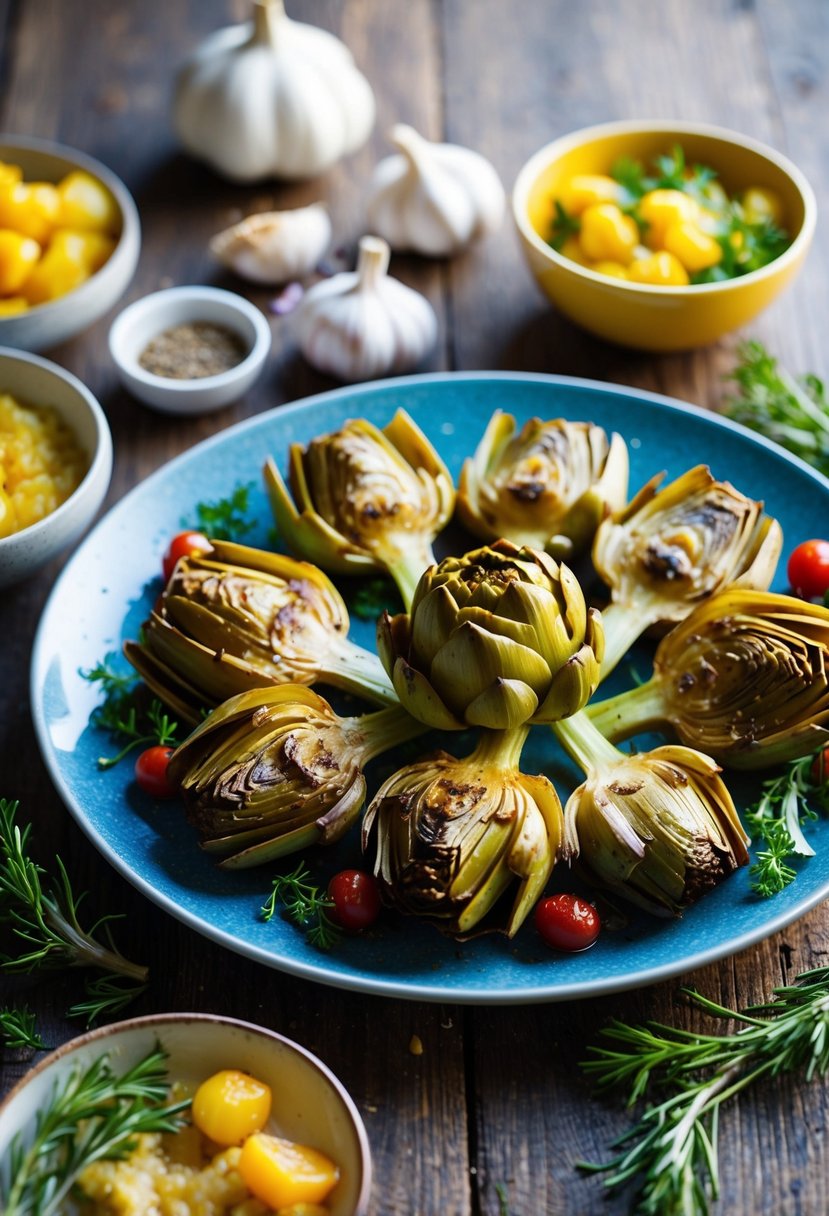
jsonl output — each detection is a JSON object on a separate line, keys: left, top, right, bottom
{"left": 108, "top": 285, "right": 272, "bottom": 415}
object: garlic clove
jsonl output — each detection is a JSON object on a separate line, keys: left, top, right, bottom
{"left": 366, "top": 123, "right": 506, "bottom": 257}
{"left": 294, "top": 235, "right": 437, "bottom": 382}
{"left": 209, "top": 203, "right": 332, "bottom": 284}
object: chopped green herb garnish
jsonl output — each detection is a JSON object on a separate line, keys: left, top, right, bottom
{"left": 261, "top": 863, "right": 341, "bottom": 951}
{"left": 186, "top": 481, "right": 257, "bottom": 542}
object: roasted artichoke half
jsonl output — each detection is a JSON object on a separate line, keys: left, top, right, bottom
{"left": 264, "top": 409, "right": 455, "bottom": 609}
{"left": 456, "top": 411, "right": 629, "bottom": 559}
{"left": 587, "top": 588, "right": 829, "bottom": 769}
{"left": 363, "top": 725, "right": 563, "bottom": 937}
{"left": 593, "top": 464, "right": 782, "bottom": 676}
{"left": 168, "top": 685, "right": 425, "bottom": 869}
{"left": 124, "top": 540, "right": 396, "bottom": 727}
{"left": 377, "top": 539, "right": 604, "bottom": 730}
{"left": 553, "top": 710, "right": 749, "bottom": 915}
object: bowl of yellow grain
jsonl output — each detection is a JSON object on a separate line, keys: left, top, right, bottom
{"left": 0, "top": 1012, "right": 373, "bottom": 1216}
{"left": 0, "top": 135, "right": 141, "bottom": 352}
{"left": 0, "top": 347, "right": 112, "bottom": 588}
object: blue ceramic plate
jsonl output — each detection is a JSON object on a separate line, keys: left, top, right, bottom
{"left": 31, "top": 373, "right": 829, "bottom": 1004}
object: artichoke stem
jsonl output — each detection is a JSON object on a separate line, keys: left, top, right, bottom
{"left": 354, "top": 703, "right": 430, "bottom": 760}
{"left": 586, "top": 677, "right": 670, "bottom": 743}
{"left": 469, "top": 724, "right": 531, "bottom": 770}
{"left": 328, "top": 639, "right": 400, "bottom": 706}
{"left": 387, "top": 544, "right": 436, "bottom": 611}
{"left": 552, "top": 709, "right": 623, "bottom": 776}
{"left": 599, "top": 600, "right": 658, "bottom": 680}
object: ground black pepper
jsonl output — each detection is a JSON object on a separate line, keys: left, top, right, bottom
{"left": 139, "top": 322, "right": 248, "bottom": 379}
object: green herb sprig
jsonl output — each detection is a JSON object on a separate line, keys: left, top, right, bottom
{"left": 580, "top": 966, "right": 829, "bottom": 1216}
{"left": 80, "top": 652, "right": 181, "bottom": 768}
{"left": 0, "top": 1005, "right": 45, "bottom": 1052}
{"left": 2, "top": 1047, "right": 189, "bottom": 1216}
{"left": 186, "top": 481, "right": 257, "bottom": 542}
{"left": 744, "top": 749, "right": 829, "bottom": 896}
{"left": 261, "top": 863, "right": 341, "bottom": 951}
{"left": 0, "top": 798, "right": 147, "bottom": 1023}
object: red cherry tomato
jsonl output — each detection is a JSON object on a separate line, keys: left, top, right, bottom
{"left": 134, "top": 746, "right": 176, "bottom": 799}
{"left": 162, "top": 530, "right": 212, "bottom": 583}
{"left": 787, "top": 540, "right": 829, "bottom": 601}
{"left": 534, "top": 893, "right": 601, "bottom": 952}
{"left": 327, "top": 870, "right": 381, "bottom": 932}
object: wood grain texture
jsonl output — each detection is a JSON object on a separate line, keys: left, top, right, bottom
{"left": 1, "top": 3, "right": 828, "bottom": 1214}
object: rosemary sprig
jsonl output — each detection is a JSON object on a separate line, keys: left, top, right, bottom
{"left": 2, "top": 1046, "right": 189, "bottom": 1216}
{"left": 0, "top": 1004, "right": 45, "bottom": 1052}
{"left": 0, "top": 798, "right": 147, "bottom": 1023}
{"left": 80, "top": 653, "right": 181, "bottom": 768}
{"left": 186, "top": 481, "right": 257, "bottom": 542}
{"left": 581, "top": 966, "right": 829, "bottom": 1216}
{"left": 743, "top": 748, "right": 829, "bottom": 896}
{"left": 261, "top": 863, "right": 341, "bottom": 951}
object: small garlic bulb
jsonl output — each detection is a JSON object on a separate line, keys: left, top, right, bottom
{"left": 366, "top": 124, "right": 506, "bottom": 256}
{"left": 210, "top": 204, "right": 332, "bottom": 284}
{"left": 294, "top": 235, "right": 437, "bottom": 382}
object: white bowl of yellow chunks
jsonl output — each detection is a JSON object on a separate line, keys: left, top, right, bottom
{"left": 0, "top": 135, "right": 140, "bottom": 352}
{"left": 0, "top": 1013, "right": 372, "bottom": 1216}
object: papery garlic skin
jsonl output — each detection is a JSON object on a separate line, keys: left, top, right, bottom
{"left": 173, "top": 0, "right": 375, "bottom": 182}
{"left": 210, "top": 204, "right": 332, "bottom": 284}
{"left": 294, "top": 235, "right": 438, "bottom": 381}
{"left": 367, "top": 124, "right": 505, "bottom": 256}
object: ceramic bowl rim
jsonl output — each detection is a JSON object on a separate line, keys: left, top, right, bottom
{"left": 0, "top": 1011, "right": 373, "bottom": 1215}
{"left": 108, "top": 285, "right": 272, "bottom": 395}
{"left": 0, "top": 346, "right": 112, "bottom": 553}
{"left": 512, "top": 117, "right": 818, "bottom": 296}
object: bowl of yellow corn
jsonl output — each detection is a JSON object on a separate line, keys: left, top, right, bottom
{"left": 0, "top": 1013, "right": 372, "bottom": 1216}
{"left": 0, "top": 347, "right": 112, "bottom": 587}
{"left": 0, "top": 135, "right": 141, "bottom": 352}
{"left": 512, "top": 120, "right": 816, "bottom": 351}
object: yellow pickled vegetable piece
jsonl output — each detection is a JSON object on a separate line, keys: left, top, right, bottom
{"left": 662, "top": 220, "right": 723, "bottom": 272}
{"left": 558, "top": 235, "right": 592, "bottom": 267}
{"left": 0, "top": 483, "right": 17, "bottom": 539}
{"left": 0, "top": 162, "right": 22, "bottom": 187}
{"left": 741, "top": 186, "right": 784, "bottom": 226}
{"left": 638, "top": 189, "right": 700, "bottom": 248}
{"left": 557, "top": 174, "right": 623, "bottom": 215}
{"left": 0, "top": 296, "right": 28, "bottom": 316}
{"left": 579, "top": 203, "right": 638, "bottom": 264}
{"left": 21, "top": 230, "right": 114, "bottom": 305}
{"left": 592, "top": 260, "right": 629, "bottom": 280}
{"left": 192, "top": 1069, "right": 272, "bottom": 1146}
{"left": 0, "top": 229, "right": 41, "bottom": 294}
{"left": 57, "top": 169, "right": 120, "bottom": 234}
{"left": 0, "top": 181, "right": 60, "bottom": 243}
{"left": 627, "top": 251, "right": 690, "bottom": 286}
{"left": 238, "top": 1133, "right": 340, "bottom": 1210}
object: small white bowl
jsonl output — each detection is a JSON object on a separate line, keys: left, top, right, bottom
{"left": 0, "top": 348, "right": 112, "bottom": 588}
{"left": 0, "top": 135, "right": 141, "bottom": 352}
{"left": 0, "top": 1013, "right": 372, "bottom": 1216}
{"left": 109, "top": 285, "right": 272, "bottom": 415}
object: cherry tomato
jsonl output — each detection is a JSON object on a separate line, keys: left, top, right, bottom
{"left": 327, "top": 870, "right": 381, "bottom": 932}
{"left": 162, "top": 530, "right": 212, "bottom": 583}
{"left": 787, "top": 539, "right": 829, "bottom": 601}
{"left": 534, "top": 893, "right": 601, "bottom": 952}
{"left": 134, "top": 745, "right": 176, "bottom": 799}
{"left": 810, "top": 746, "right": 829, "bottom": 787}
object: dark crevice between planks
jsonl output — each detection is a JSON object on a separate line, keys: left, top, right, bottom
{"left": 462, "top": 1004, "right": 483, "bottom": 1216}
{"left": 0, "top": 0, "right": 22, "bottom": 123}
{"left": 431, "top": 0, "right": 458, "bottom": 373}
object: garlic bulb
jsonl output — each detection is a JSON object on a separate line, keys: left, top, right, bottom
{"left": 294, "top": 236, "right": 437, "bottom": 381}
{"left": 210, "top": 204, "right": 332, "bottom": 284}
{"left": 173, "top": 0, "right": 375, "bottom": 182}
{"left": 366, "top": 124, "right": 506, "bottom": 256}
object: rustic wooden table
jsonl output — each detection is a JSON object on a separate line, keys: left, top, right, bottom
{"left": 2, "top": 2, "right": 829, "bottom": 1213}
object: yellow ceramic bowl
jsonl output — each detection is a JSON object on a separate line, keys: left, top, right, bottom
{"left": 512, "top": 120, "right": 816, "bottom": 351}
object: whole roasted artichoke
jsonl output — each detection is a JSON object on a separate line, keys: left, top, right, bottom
{"left": 587, "top": 589, "right": 829, "bottom": 768}
{"left": 363, "top": 725, "right": 563, "bottom": 937}
{"left": 264, "top": 409, "right": 454, "bottom": 609}
{"left": 377, "top": 539, "right": 604, "bottom": 730}
{"left": 457, "top": 411, "right": 628, "bottom": 559}
{"left": 124, "top": 539, "right": 395, "bottom": 726}
{"left": 167, "top": 685, "right": 425, "bottom": 869}
{"left": 593, "top": 464, "right": 782, "bottom": 676}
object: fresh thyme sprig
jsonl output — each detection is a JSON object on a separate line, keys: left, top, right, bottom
{"left": 0, "top": 798, "right": 147, "bottom": 1023}
{"left": 743, "top": 748, "right": 829, "bottom": 896}
{"left": 261, "top": 863, "right": 341, "bottom": 951}
{"left": 80, "top": 652, "right": 181, "bottom": 768}
{"left": 2, "top": 1046, "right": 189, "bottom": 1216}
{"left": 186, "top": 481, "right": 258, "bottom": 542}
{"left": 580, "top": 966, "right": 829, "bottom": 1216}
{"left": 0, "top": 1004, "right": 45, "bottom": 1052}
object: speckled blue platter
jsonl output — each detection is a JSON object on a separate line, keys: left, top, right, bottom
{"left": 31, "top": 373, "right": 829, "bottom": 1004}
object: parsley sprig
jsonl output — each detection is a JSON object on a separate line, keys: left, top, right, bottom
{"left": 0, "top": 1004, "right": 45, "bottom": 1052}
{"left": 186, "top": 481, "right": 257, "bottom": 542}
{"left": 744, "top": 749, "right": 829, "bottom": 896}
{"left": 0, "top": 798, "right": 147, "bottom": 1024}
{"left": 581, "top": 967, "right": 829, "bottom": 1216}
{"left": 2, "top": 1047, "right": 189, "bottom": 1216}
{"left": 80, "top": 652, "right": 181, "bottom": 768}
{"left": 261, "top": 863, "right": 341, "bottom": 951}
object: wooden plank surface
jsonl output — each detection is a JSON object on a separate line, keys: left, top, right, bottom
{"left": 1, "top": 3, "right": 828, "bottom": 1214}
